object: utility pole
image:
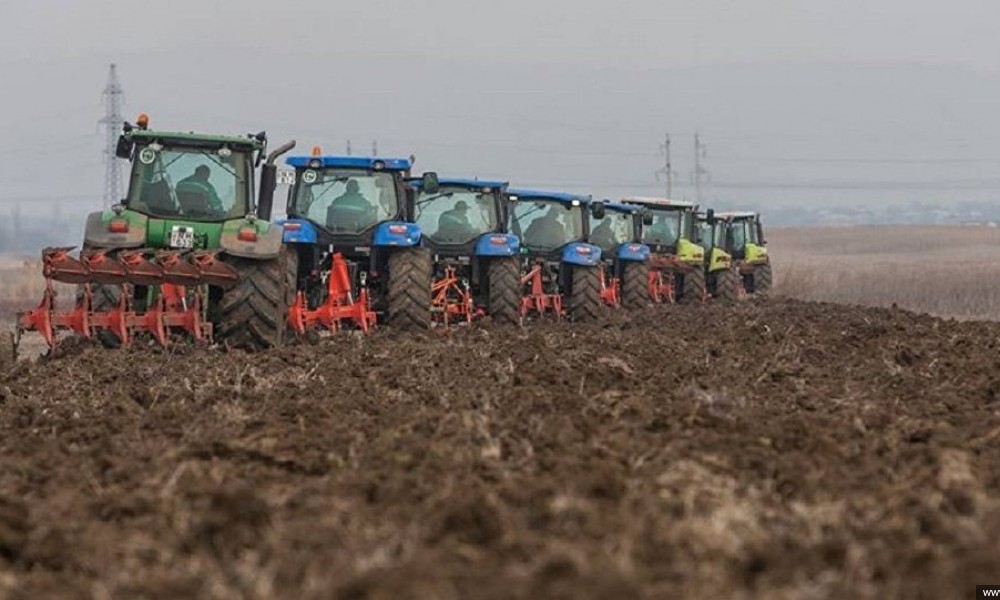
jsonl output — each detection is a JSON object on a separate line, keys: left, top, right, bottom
{"left": 372, "top": 140, "right": 379, "bottom": 157}
{"left": 692, "top": 133, "right": 710, "bottom": 205}
{"left": 346, "top": 139, "right": 352, "bottom": 156}
{"left": 99, "top": 64, "right": 124, "bottom": 207}
{"left": 655, "top": 134, "right": 675, "bottom": 198}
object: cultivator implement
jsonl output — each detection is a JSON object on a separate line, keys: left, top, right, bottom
{"left": 519, "top": 262, "right": 564, "bottom": 319}
{"left": 647, "top": 270, "right": 675, "bottom": 304}
{"left": 431, "top": 265, "right": 477, "bottom": 326}
{"left": 599, "top": 269, "right": 620, "bottom": 307}
{"left": 16, "top": 247, "right": 238, "bottom": 353}
{"left": 288, "top": 253, "right": 376, "bottom": 334}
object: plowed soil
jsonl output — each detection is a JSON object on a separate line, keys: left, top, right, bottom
{"left": 1, "top": 298, "right": 1000, "bottom": 599}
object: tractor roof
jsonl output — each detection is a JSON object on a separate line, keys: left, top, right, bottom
{"left": 409, "top": 177, "right": 508, "bottom": 191}
{"left": 507, "top": 188, "right": 592, "bottom": 205}
{"left": 621, "top": 196, "right": 696, "bottom": 209}
{"left": 286, "top": 155, "right": 412, "bottom": 171}
{"left": 602, "top": 201, "right": 641, "bottom": 214}
{"left": 127, "top": 129, "right": 265, "bottom": 150}
{"left": 716, "top": 211, "right": 758, "bottom": 220}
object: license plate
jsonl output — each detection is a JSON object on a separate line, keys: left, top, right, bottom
{"left": 170, "top": 226, "right": 195, "bottom": 249}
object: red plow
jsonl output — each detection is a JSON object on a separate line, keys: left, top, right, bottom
{"left": 16, "top": 247, "right": 239, "bottom": 354}
{"left": 287, "top": 252, "right": 377, "bottom": 335}
{"left": 519, "top": 261, "right": 564, "bottom": 319}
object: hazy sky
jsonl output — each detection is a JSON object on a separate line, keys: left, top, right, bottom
{"left": 1, "top": 0, "right": 999, "bottom": 220}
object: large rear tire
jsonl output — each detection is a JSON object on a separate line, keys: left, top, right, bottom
{"left": 620, "top": 261, "right": 652, "bottom": 309}
{"left": 386, "top": 247, "right": 432, "bottom": 330}
{"left": 486, "top": 256, "right": 521, "bottom": 325}
{"left": 755, "top": 262, "right": 773, "bottom": 298}
{"left": 216, "top": 247, "right": 297, "bottom": 350}
{"left": 714, "top": 268, "right": 740, "bottom": 304}
{"left": 568, "top": 265, "right": 603, "bottom": 322}
{"left": 677, "top": 267, "right": 706, "bottom": 304}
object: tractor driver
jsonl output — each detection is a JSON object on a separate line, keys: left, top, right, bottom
{"left": 327, "top": 179, "right": 377, "bottom": 230}
{"left": 589, "top": 216, "right": 619, "bottom": 252}
{"left": 176, "top": 165, "right": 225, "bottom": 216}
{"left": 524, "top": 205, "right": 567, "bottom": 249}
{"left": 437, "top": 200, "right": 474, "bottom": 241}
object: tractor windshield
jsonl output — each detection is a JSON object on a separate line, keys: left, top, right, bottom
{"left": 731, "top": 220, "right": 748, "bottom": 251}
{"left": 414, "top": 187, "right": 499, "bottom": 245}
{"left": 697, "top": 220, "right": 713, "bottom": 253}
{"left": 509, "top": 199, "right": 583, "bottom": 251}
{"left": 291, "top": 169, "right": 399, "bottom": 234}
{"left": 643, "top": 209, "right": 682, "bottom": 246}
{"left": 126, "top": 145, "right": 252, "bottom": 221}
{"left": 589, "top": 210, "right": 635, "bottom": 253}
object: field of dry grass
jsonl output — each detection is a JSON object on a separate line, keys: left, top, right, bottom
{"left": 769, "top": 225, "right": 1000, "bottom": 320}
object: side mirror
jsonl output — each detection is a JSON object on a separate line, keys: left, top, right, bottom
{"left": 757, "top": 220, "right": 766, "bottom": 245}
{"left": 590, "top": 202, "right": 606, "bottom": 220}
{"left": 115, "top": 136, "right": 132, "bottom": 159}
{"left": 421, "top": 172, "right": 440, "bottom": 195}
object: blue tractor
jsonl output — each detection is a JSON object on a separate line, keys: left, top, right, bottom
{"left": 408, "top": 178, "right": 521, "bottom": 325}
{"left": 279, "top": 153, "right": 439, "bottom": 333}
{"left": 507, "top": 189, "right": 607, "bottom": 321}
{"left": 588, "top": 201, "right": 653, "bottom": 309}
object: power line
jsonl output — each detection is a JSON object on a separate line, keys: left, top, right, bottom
{"left": 99, "top": 64, "right": 124, "bottom": 207}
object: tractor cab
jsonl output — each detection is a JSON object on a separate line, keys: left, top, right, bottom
{"left": 507, "top": 189, "right": 603, "bottom": 265}
{"left": 409, "top": 178, "right": 518, "bottom": 257}
{"left": 716, "top": 211, "right": 768, "bottom": 263}
{"left": 588, "top": 202, "right": 650, "bottom": 260}
{"left": 283, "top": 154, "right": 426, "bottom": 250}
{"left": 621, "top": 197, "right": 702, "bottom": 259}
{"left": 95, "top": 115, "right": 289, "bottom": 256}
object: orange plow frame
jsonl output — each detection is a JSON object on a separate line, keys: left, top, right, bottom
{"left": 16, "top": 247, "right": 230, "bottom": 353}
{"left": 519, "top": 263, "right": 564, "bottom": 319}
{"left": 431, "top": 265, "right": 475, "bottom": 326}
{"left": 599, "top": 267, "right": 620, "bottom": 307}
{"left": 287, "top": 253, "right": 376, "bottom": 335}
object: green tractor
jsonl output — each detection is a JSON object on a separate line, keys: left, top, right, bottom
{"left": 716, "top": 211, "right": 771, "bottom": 297}
{"left": 621, "top": 196, "right": 707, "bottom": 304}
{"left": 17, "top": 114, "right": 297, "bottom": 352}
{"left": 694, "top": 209, "right": 743, "bottom": 303}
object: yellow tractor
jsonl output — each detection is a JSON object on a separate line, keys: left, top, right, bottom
{"left": 716, "top": 211, "right": 771, "bottom": 297}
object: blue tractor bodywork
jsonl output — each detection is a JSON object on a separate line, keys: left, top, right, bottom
{"left": 507, "top": 188, "right": 606, "bottom": 320}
